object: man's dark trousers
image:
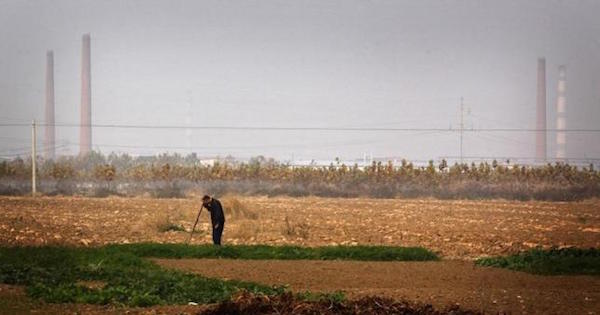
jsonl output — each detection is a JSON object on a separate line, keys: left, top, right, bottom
{"left": 212, "top": 222, "right": 224, "bottom": 245}
{"left": 205, "top": 198, "right": 225, "bottom": 246}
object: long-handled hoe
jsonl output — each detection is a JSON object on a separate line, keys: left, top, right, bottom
{"left": 186, "top": 205, "right": 204, "bottom": 244}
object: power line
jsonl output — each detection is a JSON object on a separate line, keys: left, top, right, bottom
{"left": 0, "top": 143, "right": 70, "bottom": 158}
{"left": 1, "top": 139, "right": 599, "bottom": 162}
{"left": 45, "top": 138, "right": 394, "bottom": 152}
{"left": 1, "top": 122, "right": 600, "bottom": 133}
{"left": 440, "top": 156, "right": 600, "bottom": 162}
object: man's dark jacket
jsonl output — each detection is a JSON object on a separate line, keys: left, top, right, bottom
{"left": 205, "top": 199, "right": 225, "bottom": 226}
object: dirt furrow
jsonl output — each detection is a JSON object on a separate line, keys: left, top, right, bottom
{"left": 155, "top": 258, "right": 600, "bottom": 315}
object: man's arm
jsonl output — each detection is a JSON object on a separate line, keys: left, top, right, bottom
{"left": 215, "top": 200, "right": 225, "bottom": 222}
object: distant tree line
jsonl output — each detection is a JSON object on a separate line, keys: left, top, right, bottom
{"left": 0, "top": 152, "right": 598, "bottom": 201}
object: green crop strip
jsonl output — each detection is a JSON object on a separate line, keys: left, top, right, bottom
{"left": 0, "top": 246, "right": 283, "bottom": 306}
{"left": 111, "top": 243, "right": 440, "bottom": 261}
{"left": 475, "top": 247, "right": 600, "bottom": 276}
{"left": 0, "top": 244, "right": 438, "bottom": 306}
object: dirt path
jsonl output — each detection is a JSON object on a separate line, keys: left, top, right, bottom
{"left": 155, "top": 258, "right": 600, "bottom": 315}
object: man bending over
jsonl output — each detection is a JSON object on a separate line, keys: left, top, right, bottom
{"left": 202, "top": 195, "right": 225, "bottom": 245}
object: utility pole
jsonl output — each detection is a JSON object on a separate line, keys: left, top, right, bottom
{"left": 460, "top": 97, "right": 464, "bottom": 164}
{"left": 31, "top": 120, "right": 37, "bottom": 196}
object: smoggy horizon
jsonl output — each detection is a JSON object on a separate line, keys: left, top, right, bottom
{"left": 1, "top": 0, "right": 600, "bottom": 163}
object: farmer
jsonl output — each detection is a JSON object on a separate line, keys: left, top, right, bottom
{"left": 202, "top": 195, "right": 225, "bottom": 245}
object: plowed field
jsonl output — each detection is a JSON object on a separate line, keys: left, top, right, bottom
{"left": 1, "top": 196, "right": 599, "bottom": 314}
{"left": 155, "top": 259, "right": 600, "bottom": 314}
{"left": 1, "top": 196, "right": 599, "bottom": 259}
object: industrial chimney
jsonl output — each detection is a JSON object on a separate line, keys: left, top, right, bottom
{"left": 80, "top": 34, "right": 92, "bottom": 155}
{"left": 44, "top": 50, "right": 55, "bottom": 160}
{"left": 536, "top": 58, "right": 547, "bottom": 162}
{"left": 556, "top": 65, "right": 567, "bottom": 160}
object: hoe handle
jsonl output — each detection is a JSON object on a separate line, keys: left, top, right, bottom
{"left": 187, "top": 206, "right": 203, "bottom": 244}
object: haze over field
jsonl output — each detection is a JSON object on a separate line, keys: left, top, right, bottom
{"left": 1, "top": 0, "right": 600, "bottom": 161}
{"left": 2, "top": 3, "right": 600, "bottom": 313}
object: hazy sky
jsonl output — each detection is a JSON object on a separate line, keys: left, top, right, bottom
{"left": 1, "top": 0, "right": 599, "bottom": 162}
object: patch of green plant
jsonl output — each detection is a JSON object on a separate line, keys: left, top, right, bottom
{"left": 0, "top": 246, "right": 283, "bottom": 307}
{"left": 475, "top": 247, "right": 600, "bottom": 275}
{"left": 316, "top": 245, "right": 439, "bottom": 261}
{"left": 112, "top": 243, "right": 439, "bottom": 261}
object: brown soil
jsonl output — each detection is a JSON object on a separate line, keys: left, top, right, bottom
{"left": 1, "top": 196, "right": 599, "bottom": 313}
{"left": 1, "top": 196, "right": 599, "bottom": 259}
{"left": 155, "top": 258, "right": 600, "bottom": 315}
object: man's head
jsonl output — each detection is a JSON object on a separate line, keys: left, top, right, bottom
{"left": 202, "top": 195, "right": 212, "bottom": 206}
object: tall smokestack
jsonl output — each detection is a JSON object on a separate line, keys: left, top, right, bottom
{"left": 556, "top": 65, "right": 567, "bottom": 160}
{"left": 80, "top": 34, "right": 92, "bottom": 156}
{"left": 44, "top": 50, "right": 55, "bottom": 160}
{"left": 536, "top": 58, "right": 547, "bottom": 162}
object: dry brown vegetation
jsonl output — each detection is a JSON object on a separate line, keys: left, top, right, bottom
{"left": 221, "top": 195, "right": 259, "bottom": 220}
{"left": 150, "top": 212, "right": 186, "bottom": 233}
{"left": 282, "top": 216, "right": 310, "bottom": 240}
{"left": 1, "top": 152, "right": 599, "bottom": 200}
{"left": 205, "top": 291, "right": 479, "bottom": 315}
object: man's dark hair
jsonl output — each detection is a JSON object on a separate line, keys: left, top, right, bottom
{"left": 202, "top": 195, "right": 211, "bottom": 201}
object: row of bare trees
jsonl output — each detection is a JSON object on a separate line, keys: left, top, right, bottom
{"left": 1, "top": 152, "right": 597, "bottom": 183}
{"left": 1, "top": 152, "right": 598, "bottom": 200}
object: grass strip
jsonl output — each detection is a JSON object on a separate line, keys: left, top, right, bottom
{"left": 0, "top": 246, "right": 283, "bottom": 306}
{"left": 0, "top": 243, "right": 437, "bottom": 306}
{"left": 111, "top": 243, "right": 440, "bottom": 261}
{"left": 475, "top": 247, "right": 600, "bottom": 275}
